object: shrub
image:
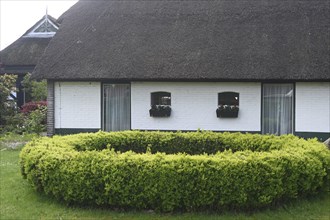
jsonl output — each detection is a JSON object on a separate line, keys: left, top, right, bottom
{"left": 71, "top": 131, "right": 315, "bottom": 154}
{"left": 20, "top": 102, "right": 47, "bottom": 134}
{"left": 0, "top": 73, "right": 47, "bottom": 134}
{"left": 2, "top": 112, "right": 26, "bottom": 134}
{"left": 2, "top": 103, "right": 47, "bottom": 134}
{"left": 23, "top": 105, "right": 47, "bottom": 134}
{"left": 20, "top": 131, "right": 330, "bottom": 212}
{"left": 21, "top": 101, "right": 47, "bottom": 114}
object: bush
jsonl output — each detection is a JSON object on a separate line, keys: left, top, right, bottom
{"left": 21, "top": 102, "right": 47, "bottom": 134}
{"left": 2, "top": 104, "right": 47, "bottom": 134}
{"left": 21, "top": 101, "right": 47, "bottom": 114}
{"left": 71, "top": 131, "right": 315, "bottom": 154}
{"left": 20, "top": 131, "right": 330, "bottom": 212}
{"left": 23, "top": 105, "right": 47, "bottom": 134}
{"left": 2, "top": 112, "right": 25, "bottom": 134}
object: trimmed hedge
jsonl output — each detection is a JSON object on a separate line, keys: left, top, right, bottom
{"left": 20, "top": 131, "right": 330, "bottom": 212}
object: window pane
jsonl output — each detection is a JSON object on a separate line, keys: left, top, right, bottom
{"left": 262, "top": 84, "right": 293, "bottom": 135}
{"left": 103, "top": 84, "right": 130, "bottom": 131}
{"left": 34, "top": 21, "right": 57, "bottom": 33}
{"left": 218, "top": 92, "right": 239, "bottom": 106}
{"left": 151, "top": 92, "right": 171, "bottom": 106}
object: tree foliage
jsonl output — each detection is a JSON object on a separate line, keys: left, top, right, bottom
{"left": 0, "top": 73, "right": 47, "bottom": 134}
{"left": 22, "top": 73, "right": 47, "bottom": 101}
{"left": 0, "top": 74, "right": 18, "bottom": 129}
{"left": 0, "top": 74, "right": 17, "bottom": 97}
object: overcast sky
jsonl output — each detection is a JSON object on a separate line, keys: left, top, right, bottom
{"left": 0, "top": 0, "right": 78, "bottom": 50}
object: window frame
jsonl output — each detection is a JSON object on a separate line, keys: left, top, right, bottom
{"left": 149, "top": 91, "right": 171, "bottom": 117}
{"left": 218, "top": 92, "right": 239, "bottom": 107}
{"left": 261, "top": 83, "right": 294, "bottom": 135}
{"left": 150, "top": 91, "right": 171, "bottom": 107}
{"left": 216, "top": 92, "right": 240, "bottom": 118}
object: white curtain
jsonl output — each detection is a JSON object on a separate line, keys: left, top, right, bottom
{"left": 103, "top": 84, "right": 130, "bottom": 131}
{"left": 262, "top": 84, "right": 293, "bottom": 135}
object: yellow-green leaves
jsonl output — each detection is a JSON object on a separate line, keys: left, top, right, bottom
{"left": 19, "top": 131, "right": 330, "bottom": 212}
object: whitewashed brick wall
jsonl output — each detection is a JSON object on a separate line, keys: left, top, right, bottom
{"left": 54, "top": 82, "right": 101, "bottom": 129}
{"left": 131, "top": 82, "right": 261, "bottom": 131}
{"left": 295, "top": 82, "right": 330, "bottom": 132}
{"left": 52, "top": 81, "right": 329, "bottom": 134}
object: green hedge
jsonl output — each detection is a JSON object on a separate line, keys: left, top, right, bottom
{"left": 20, "top": 131, "right": 330, "bottom": 212}
{"left": 68, "top": 131, "right": 317, "bottom": 154}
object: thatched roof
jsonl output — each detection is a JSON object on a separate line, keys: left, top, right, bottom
{"left": 1, "top": 38, "right": 52, "bottom": 66}
{"left": 34, "top": 0, "right": 330, "bottom": 81}
{"left": 0, "top": 15, "right": 59, "bottom": 73}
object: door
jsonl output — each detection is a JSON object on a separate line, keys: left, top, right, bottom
{"left": 103, "top": 84, "right": 130, "bottom": 131}
{"left": 262, "top": 83, "right": 294, "bottom": 135}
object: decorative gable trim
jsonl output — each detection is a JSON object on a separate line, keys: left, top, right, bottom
{"left": 24, "top": 16, "right": 59, "bottom": 38}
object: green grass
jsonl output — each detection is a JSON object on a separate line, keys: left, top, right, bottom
{"left": 1, "top": 144, "right": 330, "bottom": 220}
{"left": 0, "top": 133, "right": 39, "bottom": 150}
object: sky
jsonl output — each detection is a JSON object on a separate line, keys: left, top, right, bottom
{"left": 0, "top": 0, "right": 78, "bottom": 50}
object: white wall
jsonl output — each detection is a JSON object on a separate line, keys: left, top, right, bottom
{"left": 51, "top": 81, "right": 330, "bottom": 134}
{"left": 296, "top": 82, "right": 330, "bottom": 133}
{"left": 54, "top": 82, "right": 101, "bottom": 129}
{"left": 131, "top": 82, "right": 261, "bottom": 131}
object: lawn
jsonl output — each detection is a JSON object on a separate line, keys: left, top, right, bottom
{"left": 0, "top": 138, "right": 329, "bottom": 220}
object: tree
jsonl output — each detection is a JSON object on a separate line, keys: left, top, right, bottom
{"left": 22, "top": 73, "right": 47, "bottom": 101}
{"left": 0, "top": 74, "right": 18, "bottom": 130}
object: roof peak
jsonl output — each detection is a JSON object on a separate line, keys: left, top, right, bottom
{"left": 23, "top": 14, "right": 59, "bottom": 38}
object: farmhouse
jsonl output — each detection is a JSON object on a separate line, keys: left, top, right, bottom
{"left": 0, "top": 13, "right": 59, "bottom": 106}
{"left": 33, "top": 0, "right": 330, "bottom": 140}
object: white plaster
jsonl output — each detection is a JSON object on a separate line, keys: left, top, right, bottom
{"left": 131, "top": 82, "right": 261, "bottom": 131}
{"left": 295, "top": 82, "right": 330, "bottom": 133}
{"left": 54, "top": 82, "right": 101, "bottom": 129}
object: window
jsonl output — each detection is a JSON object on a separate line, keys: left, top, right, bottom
{"left": 216, "top": 92, "right": 239, "bottom": 118}
{"left": 151, "top": 92, "right": 171, "bottom": 106}
{"left": 103, "top": 84, "right": 130, "bottom": 131}
{"left": 150, "top": 92, "right": 171, "bottom": 117}
{"left": 218, "top": 92, "right": 239, "bottom": 106}
{"left": 262, "top": 84, "right": 293, "bottom": 135}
